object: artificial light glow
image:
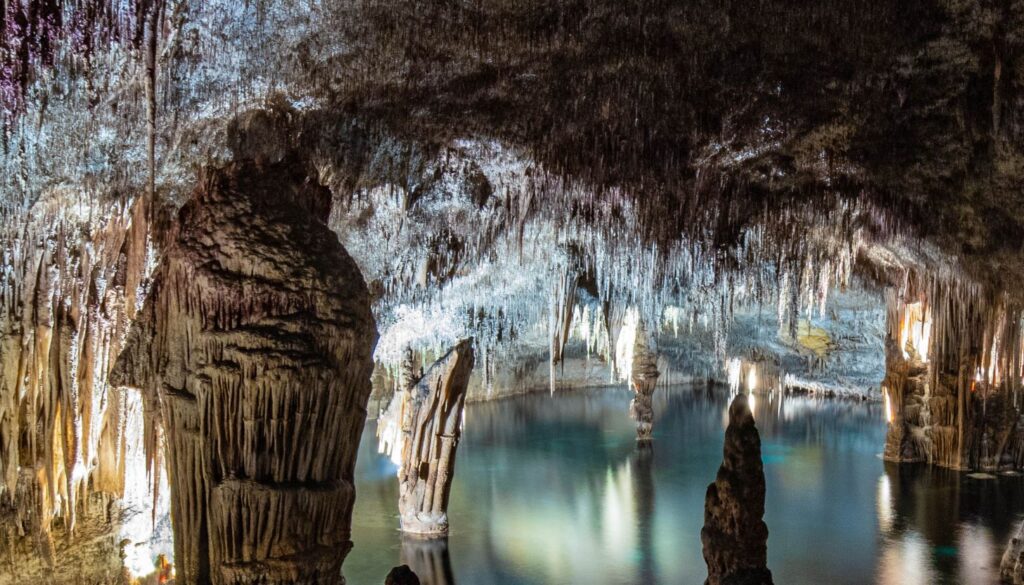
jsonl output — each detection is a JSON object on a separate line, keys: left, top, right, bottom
{"left": 899, "top": 302, "right": 932, "bottom": 362}
{"left": 746, "top": 366, "right": 758, "bottom": 393}
{"left": 614, "top": 308, "right": 640, "bottom": 382}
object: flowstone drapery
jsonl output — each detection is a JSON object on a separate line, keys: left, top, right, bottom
{"left": 111, "top": 157, "right": 377, "bottom": 584}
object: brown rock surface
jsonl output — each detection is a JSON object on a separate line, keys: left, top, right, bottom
{"left": 395, "top": 340, "right": 474, "bottom": 536}
{"left": 701, "top": 394, "right": 773, "bottom": 585}
{"left": 629, "top": 325, "right": 659, "bottom": 441}
{"left": 111, "top": 156, "right": 377, "bottom": 584}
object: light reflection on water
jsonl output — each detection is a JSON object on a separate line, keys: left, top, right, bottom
{"left": 346, "top": 386, "right": 1024, "bottom": 585}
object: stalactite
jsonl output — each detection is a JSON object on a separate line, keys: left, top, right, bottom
{"left": 110, "top": 156, "right": 377, "bottom": 585}
{"left": 884, "top": 270, "right": 1024, "bottom": 471}
{"left": 0, "top": 191, "right": 158, "bottom": 569}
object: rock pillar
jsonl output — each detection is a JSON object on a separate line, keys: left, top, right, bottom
{"left": 396, "top": 340, "right": 475, "bottom": 536}
{"left": 630, "top": 325, "right": 659, "bottom": 441}
{"left": 111, "top": 157, "right": 377, "bottom": 584}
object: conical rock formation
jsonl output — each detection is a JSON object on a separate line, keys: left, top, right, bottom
{"left": 701, "top": 394, "right": 773, "bottom": 585}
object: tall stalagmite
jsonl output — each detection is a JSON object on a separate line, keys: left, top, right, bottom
{"left": 111, "top": 156, "right": 377, "bottom": 585}
{"left": 701, "top": 394, "right": 773, "bottom": 585}
{"left": 394, "top": 340, "right": 475, "bottom": 536}
{"left": 630, "top": 325, "right": 659, "bottom": 441}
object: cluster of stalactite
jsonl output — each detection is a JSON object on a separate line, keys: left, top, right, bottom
{"left": 883, "top": 271, "right": 1024, "bottom": 471}
{"left": 110, "top": 156, "right": 377, "bottom": 585}
{"left": 0, "top": 186, "right": 156, "bottom": 572}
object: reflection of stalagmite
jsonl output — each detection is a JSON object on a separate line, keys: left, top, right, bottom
{"left": 630, "top": 325, "right": 659, "bottom": 441}
{"left": 702, "top": 394, "right": 773, "bottom": 585}
{"left": 632, "top": 442, "right": 656, "bottom": 584}
{"left": 111, "top": 157, "right": 377, "bottom": 585}
{"left": 394, "top": 340, "right": 475, "bottom": 536}
{"left": 401, "top": 536, "right": 456, "bottom": 585}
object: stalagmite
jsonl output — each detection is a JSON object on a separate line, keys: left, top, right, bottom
{"left": 110, "top": 156, "right": 377, "bottom": 585}
{"left": 630, "top": 324, "right": 660, "bottom": 441}
{"left": 702, "top": 394, "right": 773, "bottom": 585}
{"left": 393, "top": 340, "right": 475, "bottom": 536}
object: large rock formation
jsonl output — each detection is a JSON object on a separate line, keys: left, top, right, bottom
{"left": 629, "top": 325, "right": 660, "bottom": 441}
{"left": 701, "top": 394, "right": 773, "bottom": 585}
{"left": 110, "top": 156, "right": 377, "bottom": 584}
{"left": 883, "top": 283, "right": 1024, "bottom": 471}
{"left": 392, "top": 340, "right": 475, "bottom": 536}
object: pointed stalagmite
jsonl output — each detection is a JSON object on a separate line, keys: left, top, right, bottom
{"left": 394, "top": 339, "right": 475, "bottom": 536}
{"left": 110, "top": 156, "right": 377, "bottom": 585}
{"left": 385, "top": 565, "right": 422, "bottom": 585}
{"left": 702, "top": 394, "right": 773, "bottom": 585}
{"left": 630, "top": 325, "right": 659, "bottom": 441}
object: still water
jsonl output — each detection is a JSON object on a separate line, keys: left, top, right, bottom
{"left": 346, "top": 386, "right": 1024, "bottom": 585}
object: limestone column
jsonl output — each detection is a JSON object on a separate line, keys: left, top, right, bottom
{"left": 701, "top": 394, "right": 773, "bottom": 585}
{"left": 629, "top": 324, "right": 659, "bottom": 441}
{"left": 395, "top": 340, "right": 475, "bottom": 536}
{"left": 111, "top": 156, "right": 377, "bottom": 585}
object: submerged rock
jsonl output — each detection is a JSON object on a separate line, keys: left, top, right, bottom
{"left": 701, "top": 394, "right": 773, "bottom": 585}
{"left": 385, "top": 565, "right": 421, "bottom": 585}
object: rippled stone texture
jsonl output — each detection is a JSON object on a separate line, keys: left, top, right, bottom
{"left": 702, "top": 394, "right": 773, "bottom": 585}
{"left": 396, "top": 340, "right": 475, "bottom": 536}
{"left": 111, "top": 157, "right": 377, "bottom": 584}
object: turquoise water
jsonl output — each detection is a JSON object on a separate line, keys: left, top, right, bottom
{"left": 346, "top": 386, "right": 1024, "bottom": 584}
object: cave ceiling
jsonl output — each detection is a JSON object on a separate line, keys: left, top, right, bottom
{"left": 1, "top": 0, "right": 1023, "bottom": 387}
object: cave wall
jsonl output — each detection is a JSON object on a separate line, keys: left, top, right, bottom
{"left": 883, "top": 280, "right": 1024, "bottom": 471}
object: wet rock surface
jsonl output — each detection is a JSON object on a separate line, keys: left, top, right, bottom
{"left": 701, "top": 394, "right": 773, "bottom": 585}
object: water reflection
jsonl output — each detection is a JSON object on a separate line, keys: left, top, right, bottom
{"left": 875, "top": 462, "right": 1024, "bottom": 584}
{"left": 401, "top": 537, "right": 456, "bottom": 585}
{"left": 347, "top": 386, "right": 1024, "bottom": 585}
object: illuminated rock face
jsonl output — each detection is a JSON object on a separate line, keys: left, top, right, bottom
{"left": 394, "top": 340, "right": 475, "bottom": 536}
{"left": 701, "top": 394, "right": 773, "bottom": 585}
{"left": 882, "top": 287, "right": 1024, "bottom": 471}
{"left": 629, "top": 325, "right": 659, "bottom": 441}
{"left": 111, "top": 157, "right": 377, "bottom": 585}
